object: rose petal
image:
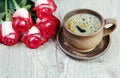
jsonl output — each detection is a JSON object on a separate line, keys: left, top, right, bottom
{"left": 12, "top": 12, "right": 33, "bottom": 32}
{"left": 35, "top": 0, "right": 48, "bottom": 7}
{"left": 21, "top": 26, "right": 47, "bottom": 49}
{"left": 0, "top": 24, "right": 2, "bottom": 42}
{"left": 13, "top": 8, "right": 29, "bottom": 18}
{"left": 36, "top": 15, "right": 60, "bottom": 39}
{"left": 1, "top": 21, "right": 19, "bottom": 46}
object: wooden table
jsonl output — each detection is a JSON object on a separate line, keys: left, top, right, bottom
{"left": 0, "top": 0, "right": 120, "bottom": 78}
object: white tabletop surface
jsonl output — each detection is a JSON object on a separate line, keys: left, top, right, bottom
{"left": 0, "top": 0, "right": 120, "bottom": 78}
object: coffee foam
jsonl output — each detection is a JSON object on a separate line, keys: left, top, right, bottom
{"left": 66, "top": 13, "right": 101, "bottom": 35}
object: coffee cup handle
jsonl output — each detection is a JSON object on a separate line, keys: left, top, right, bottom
{"left": 104, "top": 18, "right": 117, "bottom": 36}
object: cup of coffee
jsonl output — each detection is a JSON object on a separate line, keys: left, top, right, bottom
{"left": 63, "top": 9, "right": 117, "bottom": 52}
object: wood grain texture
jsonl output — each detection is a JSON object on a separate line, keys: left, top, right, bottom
{"left": 0, "top": 0, "right": 120, "bottom": 78}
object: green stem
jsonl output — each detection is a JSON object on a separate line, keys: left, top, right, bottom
{"left": 5, "top": 0, "right": 8, "bottom": 20}
{"left": 12, "top": 0, "right": 20, "bottom": 9}
{"left": 5, "top": 0, "right": 11, "bottom": 21}
{"left": 0, "top": 20, "right": 3, "bottom": 23}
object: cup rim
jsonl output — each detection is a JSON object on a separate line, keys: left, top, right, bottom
{"left": 63, "top": 9, "right": 104, "bottom": 37}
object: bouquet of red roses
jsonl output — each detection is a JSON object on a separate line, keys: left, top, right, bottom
{"left": 0, "top": 0, "right": 60, "bottom": 49}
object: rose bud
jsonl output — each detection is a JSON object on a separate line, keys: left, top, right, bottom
{"left": 1, "top": 21, "right": 19, "bottom": 46}
{"left": 34, "top": 0, "right": 57, "bottom": 18}
{"left": 36, "top": 15, "right": 60, "bottom": 39}
{"left": 21, "top": 26, "right": 47, "bottom": 49}
{"left": 12, "top": 8, "right": 33, "bottom": 32}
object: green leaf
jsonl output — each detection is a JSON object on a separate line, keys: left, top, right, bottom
{"left": 9, "top": 0, "right": 21, "bottom": 9}
{"left": 0, "top": 0, "right": 21, "bottom": 13}
{"left": 20, "top": 0, "right": 27, "bottom": 6}
{"left": 8, "top": 0, "right": 15, "bottom": 10}
{"left": 9, "top": 0, "right": 22, "bottom": 10}
{"left": 0, "top": 0, "right": 5, "bottom": 13}
{"left": 0, "top": 12, "right": 5, "bottom": 20}
{"left": 24, "top": 5, "right": 32, "bottom": 10}
{"left": 15, "top": 0, "right": 22, "bottom": 4}
{"left": 31, "top": 0, "right": 37, "bottom": 3}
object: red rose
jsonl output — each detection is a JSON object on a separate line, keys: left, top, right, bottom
{"left": 35, "top": 5, "right": 53, "bottom": 18}
{"left": 21, "top": 26, "right": 47, "bottom": 49}
{"left": 1, "top": 21, "right": 19, "bottom": 46}
{"left": 36, "top": 15, "right": 60, "bottom": 39}
{"left": 0, "top": 24, "right": 2, "bottom": 42}
{"left": 34, "top": 0, "right": 57, "bottom": 18}
{"left": 12, "top": 8, "right": 33, "bottom": 32}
